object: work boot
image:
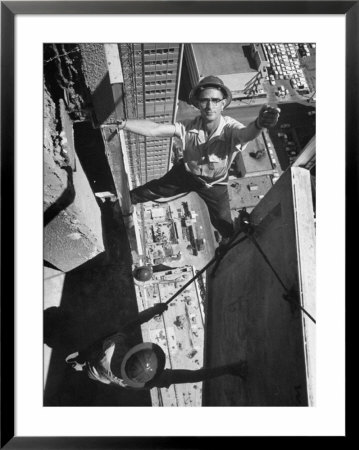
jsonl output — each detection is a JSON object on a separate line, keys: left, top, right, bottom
{"left": 65, "top": 352, "right": 86, "bottom": 372}
{"left": 95, "top": 191, "right": 117, "bottom": 203}
{"left": 130, "top": 190, "right": 143, "bottom": 205}
{"left": 121, "top": 204, "right": 135, "bottom": 218}
{"left": 215, "top": 235, "right": 233, "bottom": 256}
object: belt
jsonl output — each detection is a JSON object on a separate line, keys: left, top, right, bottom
{"left": 183, "top": 160, "right": 229, "bottom": 188}
{"left": 196, "top": 172, "right": 229, "bottom": 188}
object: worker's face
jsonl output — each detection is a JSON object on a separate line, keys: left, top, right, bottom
{"left": 197, "top": 88, "right": 226, "bottom": 124}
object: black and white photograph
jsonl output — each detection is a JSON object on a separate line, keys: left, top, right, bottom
{"left": 2, "top": 3, "right": 351, "bottom": 443}
{"left": 43, "top": 42, "right": 316, "bottom": 407}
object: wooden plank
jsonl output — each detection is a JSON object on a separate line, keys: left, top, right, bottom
{"left": 291, "top": 168, "right": 316, "bottom": 405}
{"left": 104, "top": 43, "right": 124, "bottom": 84}
{"left": 101, "top": 126, "right": 132, "bottom": 215}
{"left": 293, "top": 136, "right": 316, "bottom": 169}
{"left": 203, "top": 167, "right": 315, "bottom": 406}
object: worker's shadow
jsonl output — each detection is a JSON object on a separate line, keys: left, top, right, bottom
{"left": 43, "top": 198, "right": 151, "bottom": 406}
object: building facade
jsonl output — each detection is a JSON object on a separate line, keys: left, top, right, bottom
{"left": 184, "top": 43, "right": 268, "bottom": 100}
{"left": 119, "top": 43, "right": 183, "bottom": 185}
{"left": 134, "top": 265, "right": 205, "bottom": 407}
{"left": 250, "top": 43, "right": 271, "bottom": 77}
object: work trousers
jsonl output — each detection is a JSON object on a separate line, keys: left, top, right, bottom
{"left": 130, "top": 159, "right": 234, "bottom": 238}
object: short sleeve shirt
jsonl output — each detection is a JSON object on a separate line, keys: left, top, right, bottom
{"left": 174, "top": 115, "right": 249, "bottom": 181}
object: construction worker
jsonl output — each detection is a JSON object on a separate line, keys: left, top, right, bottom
{"left": 117, "top": 75, "right": 280, "bottom": 244}
{"left": 65, "top": 302, "right": 247, "bottom": 389}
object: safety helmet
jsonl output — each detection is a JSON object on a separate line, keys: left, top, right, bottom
{"left": 120, "top": 342, "right": 166, "bottom": 388}
{"left": 133, "top": 265, "right": 153, "bottom": 282}
{"left": 189, "top": 75, "right": 232, "bottom": 109}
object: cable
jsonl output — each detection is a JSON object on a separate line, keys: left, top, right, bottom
{"left": 155, "top": 207, "right": 316, "bottom": 325}
{"left": 237, "top": 208, "right": 316, "bottom": 324}
{"left": 164, "top": 232, "right": 247, "bottom": 306}
{"left": 164, "top": 256, "right": 216, "bottom": 306}
{"left": 248, "top": 233, "right": 316, "bottom": 324}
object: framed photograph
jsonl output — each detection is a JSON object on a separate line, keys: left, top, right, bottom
{"left": 1, "top": 1, "right": 354, "bottom": 446}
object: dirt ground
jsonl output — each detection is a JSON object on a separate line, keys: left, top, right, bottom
{"left": 43, "top": 87, "right": 69, "bottom": 207}
{"left": 43, "top": 89, "right": 105, "bottom": 271}
{"left": 43, "top": 43, "right": 92, "bottom": 212}
{"left": 43, "top": 44, "right": 89, "bottom": 214}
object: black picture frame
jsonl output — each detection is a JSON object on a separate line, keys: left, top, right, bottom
{"left": 1, "top": 1, "right": 355, "bottom": 447}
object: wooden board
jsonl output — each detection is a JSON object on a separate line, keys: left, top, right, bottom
{"left": 203, "top": 167, "right": 315, "bottom": 406}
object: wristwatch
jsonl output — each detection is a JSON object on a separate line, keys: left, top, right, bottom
{"left": 116, "top": 119, "right": 127, "bottom": 130}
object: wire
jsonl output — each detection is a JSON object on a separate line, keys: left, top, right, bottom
{"left": 164, "top": 256, "right": 215, "bottom": 306}
{"left": 248, "top": 235, "right": 288, "bottom": 292}
{"left": 152, "top": 208, "right": 316, "bottom": 325}
{"left": 247, "top": 233, "right": 316, "bottom": 324}
{"left": 164, "top": 232, "right": 247, "bottom": 306}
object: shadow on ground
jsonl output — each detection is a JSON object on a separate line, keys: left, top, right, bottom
{"left": 44, "top": 198, "right": 151, "bottom": 407}
{"left": 44, "top": 119, "right": 151, "bottom": 406}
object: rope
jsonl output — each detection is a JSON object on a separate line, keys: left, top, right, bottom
{"left": 248, "top": 233, "right": 316, "bottom": 324}
{"left": 210, "top": 234, "right": 248, "bottom": 277}
{"left": 247, "top": 235, "right": 288, "bottom": 292}
{"left": 164, "top": 231, "right": 247, "bottom": 306}
{"left": 160, "top": 208, "right": 316, "bottom": 325}
{"left": 164, "top": 257, "right": 215, "bottom": 305}
{"left": 237, "top": 207, "right": 316, "bottom": 325}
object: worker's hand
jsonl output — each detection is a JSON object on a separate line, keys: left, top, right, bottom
{"left": 116, "top": 119, "right": 127, "bottom": 132}
{"left": 153, "top": 303, "right": 168, "bottom": 316}
{"left": 256, "top": 105, "right": 280, "bottom": 129}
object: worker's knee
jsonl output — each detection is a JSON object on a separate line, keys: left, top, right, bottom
{"left": 216, "top": 208, "right": 232, "bottom": 223}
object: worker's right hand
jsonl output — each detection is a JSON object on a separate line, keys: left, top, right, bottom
{"left": 153, "top": 303, "right": 168, "bottom": 316}
{"left": 116, "top": 119, "right": 127, "bottom": 132}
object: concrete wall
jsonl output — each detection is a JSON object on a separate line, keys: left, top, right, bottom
{"left": 192, "top": 43, "right": 256, "bottom": 77}
{"left": 203, "top": 167, "right": 315, "bottom": 406}
{"left": 80, "top": 43, "right": 123, "bottom": 126}
{"left": 44, "top": 99, "right": 105, "bottom": 272}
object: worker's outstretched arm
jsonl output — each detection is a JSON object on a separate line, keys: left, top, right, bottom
{"left": 122, "top": 303, "right": 168, "bottom": 334}
{"left": 149, "top": 360, "right": 248, "bottom": 388}
{"left": 239, "top": 104, "right": 280, "bottom": 143}
{"left": 117, "top": 119, "right": 177, "bottom": 138}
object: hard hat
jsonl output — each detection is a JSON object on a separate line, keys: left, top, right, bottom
{"left": 133, "top": 265, "right": 153, "bottom": 282}
{"left": 120, "top": 342, "right": 166, "bottom": 388}
{"left": 189, "top": 75, "right": 232, "bottom": 109}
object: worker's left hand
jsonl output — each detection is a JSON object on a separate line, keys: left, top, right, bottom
{"left": 256, "top": 104, "right": 281, "bottom": 129}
